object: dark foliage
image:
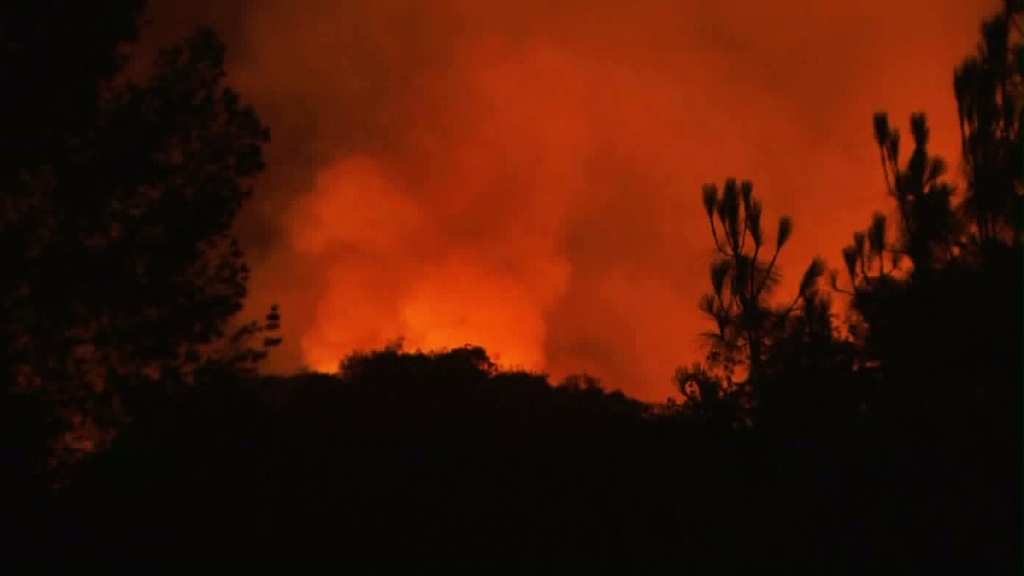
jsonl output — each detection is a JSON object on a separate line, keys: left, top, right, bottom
{"left": 0, "top": 0, "right": 279, "bottom": 541}
{"left": 1, "top": 1, "right": 1020, "bottom": 575}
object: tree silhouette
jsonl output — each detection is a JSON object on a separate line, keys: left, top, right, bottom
{"left": 1, "top": 2, "right": 1021, "bottom": 575}
{"left": 838, "top": 110, "right": 1020, "bottom": 405}
{"left": 873, "top": 112, "right": 963, "bottom": 271}
{"left": 826, "top": 16, "right": 1023, "bottom": 569}
{"left": 954, "top": 0, "right": 1023, "bottom": 245}
{"left": 0, "top": 6, "right": 279, "bottom": 470}
{"left": 683, "top": 178, "right": 825, "bottom": 423}
{"left": 835, "top": 112, "right": 972, "bottom": 378}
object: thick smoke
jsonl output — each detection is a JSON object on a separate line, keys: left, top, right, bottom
{"left": 146, "top": 0, "right": 997, "bottom": 400}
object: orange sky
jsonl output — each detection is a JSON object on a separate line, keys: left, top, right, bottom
{"left": 148, "top": 0, "right": 998, "bottom": 401}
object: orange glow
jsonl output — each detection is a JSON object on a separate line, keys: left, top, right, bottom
{"left": 154, "top": 0, "right": 1003, "bottom": 400}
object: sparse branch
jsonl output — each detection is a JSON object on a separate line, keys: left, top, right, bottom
{"left": 752, "top": 246, "right": 780, "bottom": 302}
{"left": 708, "top": 216, "right": 732, "bottom": 257}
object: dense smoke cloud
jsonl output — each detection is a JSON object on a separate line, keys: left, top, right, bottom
{"left": 146, "top": 0, "right": 996, "bottom": 400}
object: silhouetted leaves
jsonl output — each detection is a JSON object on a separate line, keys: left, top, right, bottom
{"left": 0, "top": 4, "right": 277, "bottom": 479}
{"left": 0, "top": 2, "right": 1020, "bottom": 575}
{"left": 954, "top": 0, "right": 1023, "bottom": 244}
{"left": 691, "top": 178, "right": 830, "bottom": 420}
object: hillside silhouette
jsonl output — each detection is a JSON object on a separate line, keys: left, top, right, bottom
{"left": 1, "top": 0, "right": 1021, "bottom": 574}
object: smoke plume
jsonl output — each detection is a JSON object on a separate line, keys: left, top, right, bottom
{"left": 145, "top": 0, "right": 997, "bottom": 400}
